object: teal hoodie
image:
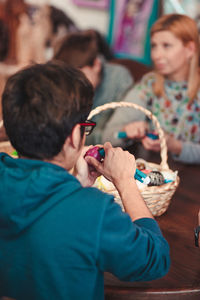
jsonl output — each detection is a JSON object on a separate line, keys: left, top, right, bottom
{"left": 0, "top": 153, "right": 170, "bottom": 300}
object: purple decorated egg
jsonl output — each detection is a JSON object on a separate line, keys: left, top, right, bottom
{"left": 85, "top": 146, "right": 102, "bottom": 162}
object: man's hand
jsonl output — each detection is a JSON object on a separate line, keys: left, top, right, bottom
{"left": 85, "top": 142, "right": 153, "bottom": 221}
{"left": 74, "top": 146, "right": 100, "bottom": 187}
{"left": 84, "top": 142, "right": 136, "bottom": 186}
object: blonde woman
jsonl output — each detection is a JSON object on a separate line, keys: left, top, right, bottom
{"left": 102, "top": 14, "right": 200, "bottom": 164}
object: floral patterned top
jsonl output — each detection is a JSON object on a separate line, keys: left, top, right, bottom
{"left": 102, "top": 72, "right": 200, "bottom": 163}
{"left": 141, "top": 73, "right": 200, "bottom": 143}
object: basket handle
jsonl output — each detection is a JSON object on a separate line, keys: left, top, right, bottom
{"left": 88, "top": 101, "right": 169, "bottom": 170}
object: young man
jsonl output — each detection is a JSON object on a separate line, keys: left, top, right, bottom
{"left": 54, "top": 30, "right": 134, "bottom": 145}
{"left": 0, "top": 61, "right": 170, "bottom": 300}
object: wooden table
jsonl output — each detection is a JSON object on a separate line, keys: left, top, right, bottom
{"left": 104, "top": 150, "right": 200, "bottom": 300}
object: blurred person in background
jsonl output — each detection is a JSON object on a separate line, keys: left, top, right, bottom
{"left": 0, "top": 2, "right": 114, "bottom": 142}
{"left": 54, "top": 30, "right": 133, "bottom": 145}
{"left": 102, "top": 14, "right": 200, "bottom": 164}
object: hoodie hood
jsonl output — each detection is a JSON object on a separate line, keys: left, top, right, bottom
{"left": 0, "top": 153, "right": 81, "bottom": 238}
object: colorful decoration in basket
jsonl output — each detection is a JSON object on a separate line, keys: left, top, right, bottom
{"left": 86, "top": 147, "right": 176, "bottom": 193}
{"left": 136, "top": 159, "right": 174, "bottom": 185}
{"left": 148, "top": 171, "right": 165, "bottom": 186}
{"left": 85, "top": 146, "right": 150, "bottom": 185}
{"left": 116, "top": 131, "right": 159, "bottom": 140}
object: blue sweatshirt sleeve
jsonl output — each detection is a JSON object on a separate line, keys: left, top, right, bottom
{"left": 97, "top": 197, "right": 170, "bottom": 282}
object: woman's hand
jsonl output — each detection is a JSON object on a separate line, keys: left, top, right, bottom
{"left": 74, "top": 146, "right": 100, "bottom": 187}
{"left": 123, "top": 121, "right": 148, "bottom": 139}
{"left": 142, "top": 132, "right": 182, "bottom": 155}
{"left": 165, "top": 133, "right": 182, "bottom": 155}
{"left": 142, "top": 136, "right": 161, "bottom": 152}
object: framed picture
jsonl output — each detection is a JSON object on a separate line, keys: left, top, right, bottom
{"left": 107, "top": 0, "right": 160, "bottom": 66}
{"left": 73, "top": 0, "right": 108, "bottom": 9}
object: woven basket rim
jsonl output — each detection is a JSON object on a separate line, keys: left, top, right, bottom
{"left": 88, "top": 101, "right": 169, "bottom": 170}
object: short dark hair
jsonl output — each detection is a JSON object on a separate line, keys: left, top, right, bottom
{"left": 54, "top": 31, "right": 98, "bottom": 68}
{"left": 2, "top": 61, "right": 94, "bottom": 159}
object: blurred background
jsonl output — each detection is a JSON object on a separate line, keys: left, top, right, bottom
{"left": 0, "top": 0, "right": 200, "bottom": 66}
{"left": 0, "top": 0, "right": 199, "bottom": 141}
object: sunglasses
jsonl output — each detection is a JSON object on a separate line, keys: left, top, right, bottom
{"left": 79, "top": 120, "right": 96, "bottom": 136}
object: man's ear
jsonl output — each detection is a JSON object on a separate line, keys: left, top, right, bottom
{"left": 61, "top": 124, "right": 84, "bottom": 171}
{"left": 62, "top": 124, "right": 84, "bottom": 160}
{"left": 69, "top": 124, "right": 82, "bottom": 149}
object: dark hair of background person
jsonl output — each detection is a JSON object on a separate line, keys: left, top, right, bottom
{"left": 2, "top": 61, "right": 94, "bottom": 159}
{"left": 0, "top": 19, "right": 9, "bottom": 61}
{"left": 92, "top": 29, "right": 114, "bottom": 60}
{"left": 49, "top": 5, "right": 78, "bottom": 35}
{"left": 49, "top": 4, "right": 114, "bottom": 61}
{"left": 54, "top": 31, "right": 99, "bottom": 68}
{"left": 49, "top": 5, "right": 114, "bottom": 61}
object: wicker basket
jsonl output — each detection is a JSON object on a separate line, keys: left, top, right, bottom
{"left": 88, "top": 102, "right": 180, "bottom": 217}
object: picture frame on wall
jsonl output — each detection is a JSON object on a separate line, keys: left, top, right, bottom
{"left": 73, "top": 0, "right": 108, "bottom": 9}
{"left": 107, "top": 0, "right": 160, "bottom": 66}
